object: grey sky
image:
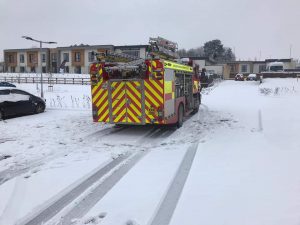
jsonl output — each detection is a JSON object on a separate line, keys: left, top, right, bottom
{"left": 0, "top": 0, "right": 299, "bottom": 61}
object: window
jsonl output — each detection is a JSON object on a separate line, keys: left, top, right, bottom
{"left": 20, "top": 66, "right": 25, "bottom": 73}
{"left": 63, "top": 53, "right": 69, "bottom": 62}
{"left": 42, "top": 54, "right": 46, "bottom": 63}
{"left": 88, "top": 52, "right": 94, "bottom": 62}
{"left": 241, "top": 64, "right": 248, "bottom": 73}
{"left": 42, "top": 66, "right": 46, "bottom": 73}
{"left": 121, "top": 49, "right": 140, "bottom": 58}
{"left": 20, "top": 54, "right": 25, "bottom": 63}
{"left": 31, "top": 67, "right": 36, "bottom": 72}
{"left": 11, "top": 67, "right": 15, "bottom": 73}
{"left": 29, "top": 54, "right": 36, "bottom": 63}
{"left": 75, "top": 52, "right": 81, "bottom": 62}
{"left": 11, "top": 89, "right": 30, "bottom": 95}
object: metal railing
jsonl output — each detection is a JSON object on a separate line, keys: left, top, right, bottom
{"left": 0, "top": 76, "right": 91, "bottom": 85}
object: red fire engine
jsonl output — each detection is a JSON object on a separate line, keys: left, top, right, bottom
{"left": 90, "top": 37, "right": 201, "bottom": 127}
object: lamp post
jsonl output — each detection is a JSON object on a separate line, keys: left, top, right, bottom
{"left": 22, "top": 36, "right": 57, "bottom": 98}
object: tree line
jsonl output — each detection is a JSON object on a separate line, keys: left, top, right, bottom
{"left": 178, "top": 39, "right": 236, "bottom": 62}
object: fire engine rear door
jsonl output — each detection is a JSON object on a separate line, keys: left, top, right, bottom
{"left": 109, "top": 80, "right": 145, "bottom": 124}
{"left": 125, "top": 80, "right": 144, "bottom": 124}
{"left": 110, "top": 81, "right": 127, "bottom": 123}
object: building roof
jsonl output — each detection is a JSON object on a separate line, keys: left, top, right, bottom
{"left": 226, "top": 60, "right": 265, "bottom": 64}
{"left": 57, "top": 44, "right": 114, "bottom": 51}
{"left": 265, "top": 58, "right": 292, "bottom": 63}
{"left": 4, "top": 48, "right": 49, "bottom": 52}
{"left": 114, "top": 45, "right": 149, "bottom": 49}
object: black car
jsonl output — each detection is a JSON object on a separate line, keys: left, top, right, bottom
{"left": 0, "top": 82, "right": 16, "bottom": 87}
{"left": 0, "top": 88, "right": 45, "bottom": 119}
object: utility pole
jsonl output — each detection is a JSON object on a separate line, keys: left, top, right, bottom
{"left": 22, "top": 36, "right": 57, "bottom": 98}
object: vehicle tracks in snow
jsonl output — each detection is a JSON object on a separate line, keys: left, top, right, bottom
{"left": 57, "top": 150, "right": 149, "bottom": 225}
{"left": 16, "top": 126, "right": 176, "bottom": 225}
{"left": 17, "top": 152, "right": 133, "bottom": 225}
{"left": 149, "top": 142, "right": 198, "bottom": 225}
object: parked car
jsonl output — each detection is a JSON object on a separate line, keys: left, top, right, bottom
{"left": 0, "top": 82, "right": 16, "bottom": 87}
{"left": 247, "top": 74, "right": 257, "bottom": 81}
{"left": 0, "top": 88, "right": 45, "bottom": 119}
{"left": 235, "top": 74, "right": 244, "bottom": 81}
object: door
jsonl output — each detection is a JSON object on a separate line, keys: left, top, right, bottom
{"left": 109, "top": 80, "right": 144, "bottom": 124}
{"left": 110, "top": 81, "right": 126, "bottom": 123}
{"left": 9, "top": 89, "right": 34, "bottom": 115}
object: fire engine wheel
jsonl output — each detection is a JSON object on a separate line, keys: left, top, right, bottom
{"left": 0, "top": 109, "right": 3, "bottom": 120}
{"left": 177, "top": 104, "right": 184, "bottom": 128}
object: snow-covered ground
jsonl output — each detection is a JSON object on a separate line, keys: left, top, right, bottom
{"left": 0, "top": 73, "right": 89, "bottom": 79}
{"left": 0, "top": 78, "right": 299, "bottom": 225}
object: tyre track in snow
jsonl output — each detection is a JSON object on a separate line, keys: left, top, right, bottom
{"left": 17, "top": 127, "right": 176, "bottom": 225}
{"left": 56, "top": 126, "right": 177, "bottom": 225}
{"left": 149, "top": 142, "right": 199, "bottom": 225}
{"left": 17, "top": 153, "right": 132, "bottom": 225}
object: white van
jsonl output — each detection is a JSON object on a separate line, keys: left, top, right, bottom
{"left": 266, "top": 62, "right": 284, "bottom": 72}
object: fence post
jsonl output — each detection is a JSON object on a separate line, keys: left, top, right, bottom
{"left": 64, "top": 78, "right": 66, "bottom": 84}
{"left": 82, "top": 78, "right": 84, "bottom": 85}
{"left": 56, "top": 78, "right": 58, "bottom": 84}
{"left": 73, "top": 78, "right": 75, "bottom": 84}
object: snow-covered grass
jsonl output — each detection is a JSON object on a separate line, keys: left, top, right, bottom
{"left": 0, "top": 78, "right": 300, "bottom": 225}
{"left": 0, "top": 72, "right": 90, "bottom": 79}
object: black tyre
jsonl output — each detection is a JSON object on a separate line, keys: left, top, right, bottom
{"left": 0, "top": 109, "right": 3, "bottom": 120}
{"left": 177, "top": 104, "right": 184, "bottom": 128}
{"left": 35, "top": 103, "right": 45, "bottom": 114}
{"left": 193, "top": 94, "right": 200, "bottom": 114}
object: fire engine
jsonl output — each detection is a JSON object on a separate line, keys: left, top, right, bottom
{"left": 89, "top": 37, "right": 201, "bottom": 127}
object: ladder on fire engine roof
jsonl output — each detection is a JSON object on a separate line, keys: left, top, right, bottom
{"left": 148, "top": 36, "right": 180, "bottom": 60}
{"left": 93, "top": 37, "right": 180, "bottom": 72}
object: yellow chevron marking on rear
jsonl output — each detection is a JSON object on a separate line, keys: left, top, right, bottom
{"left": 113, "top": 99, "right": 126, "bottom": 113}
{"left": 99, "top": 110, "right": 108, "bottom": 121}
{"left": 145, "top": 93, "right": 159, "bottom": 107}
{"left": 93, "top": 88, "right": 105, "bottom": 104}
{"left": 112, "top": 83, "right": 124, "bottom": 99}
{"left": 126, "top": 89, "right": 141, "bottom": 109}
{"left": 128, "top": 102, "right": 141, "bottom": 116}
{"left": 99, "top": 101, "right": 108, "bottom": 114}
{"left": 144, "top": 82, "right": 163, "bottom": 104}
{"left": 127, "top": 108, "right": 139, "bottom": 122}
{"left": 112, "top": 91, "right": 125, "bottom": 108}
{"left": 126, "top": 82, "right": 139, "bottom": 94}
{"left": 149, "top": 79, "right": 163, "bottom": 94}
{"left": 96, "top": 91, "right": 108, "bottom": 107}
{"left": 114, "top": 108, "right": 126, "bottom": 122}
{"left": 151, "top": 61, "right": 157, "bottom": 68}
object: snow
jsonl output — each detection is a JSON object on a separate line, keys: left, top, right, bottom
{"left": 170, "top": 78, "right": 300, "bottom": 225}
{"left": 0, "top": 73, "right": 90, "bottom": 79}
{"left": 0, "top": 78, "right": 300, "bottom": 225}
{"left": 69, "top": 148, "right": 188, "bottom": 225}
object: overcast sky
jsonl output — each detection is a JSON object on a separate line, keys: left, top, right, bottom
{"left": 0, "top": 0, "right": 299, "bottom": 61}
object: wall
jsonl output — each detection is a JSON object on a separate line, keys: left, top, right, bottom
{"left": 205, "top": 65, "right": 224, "bottom": 75}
